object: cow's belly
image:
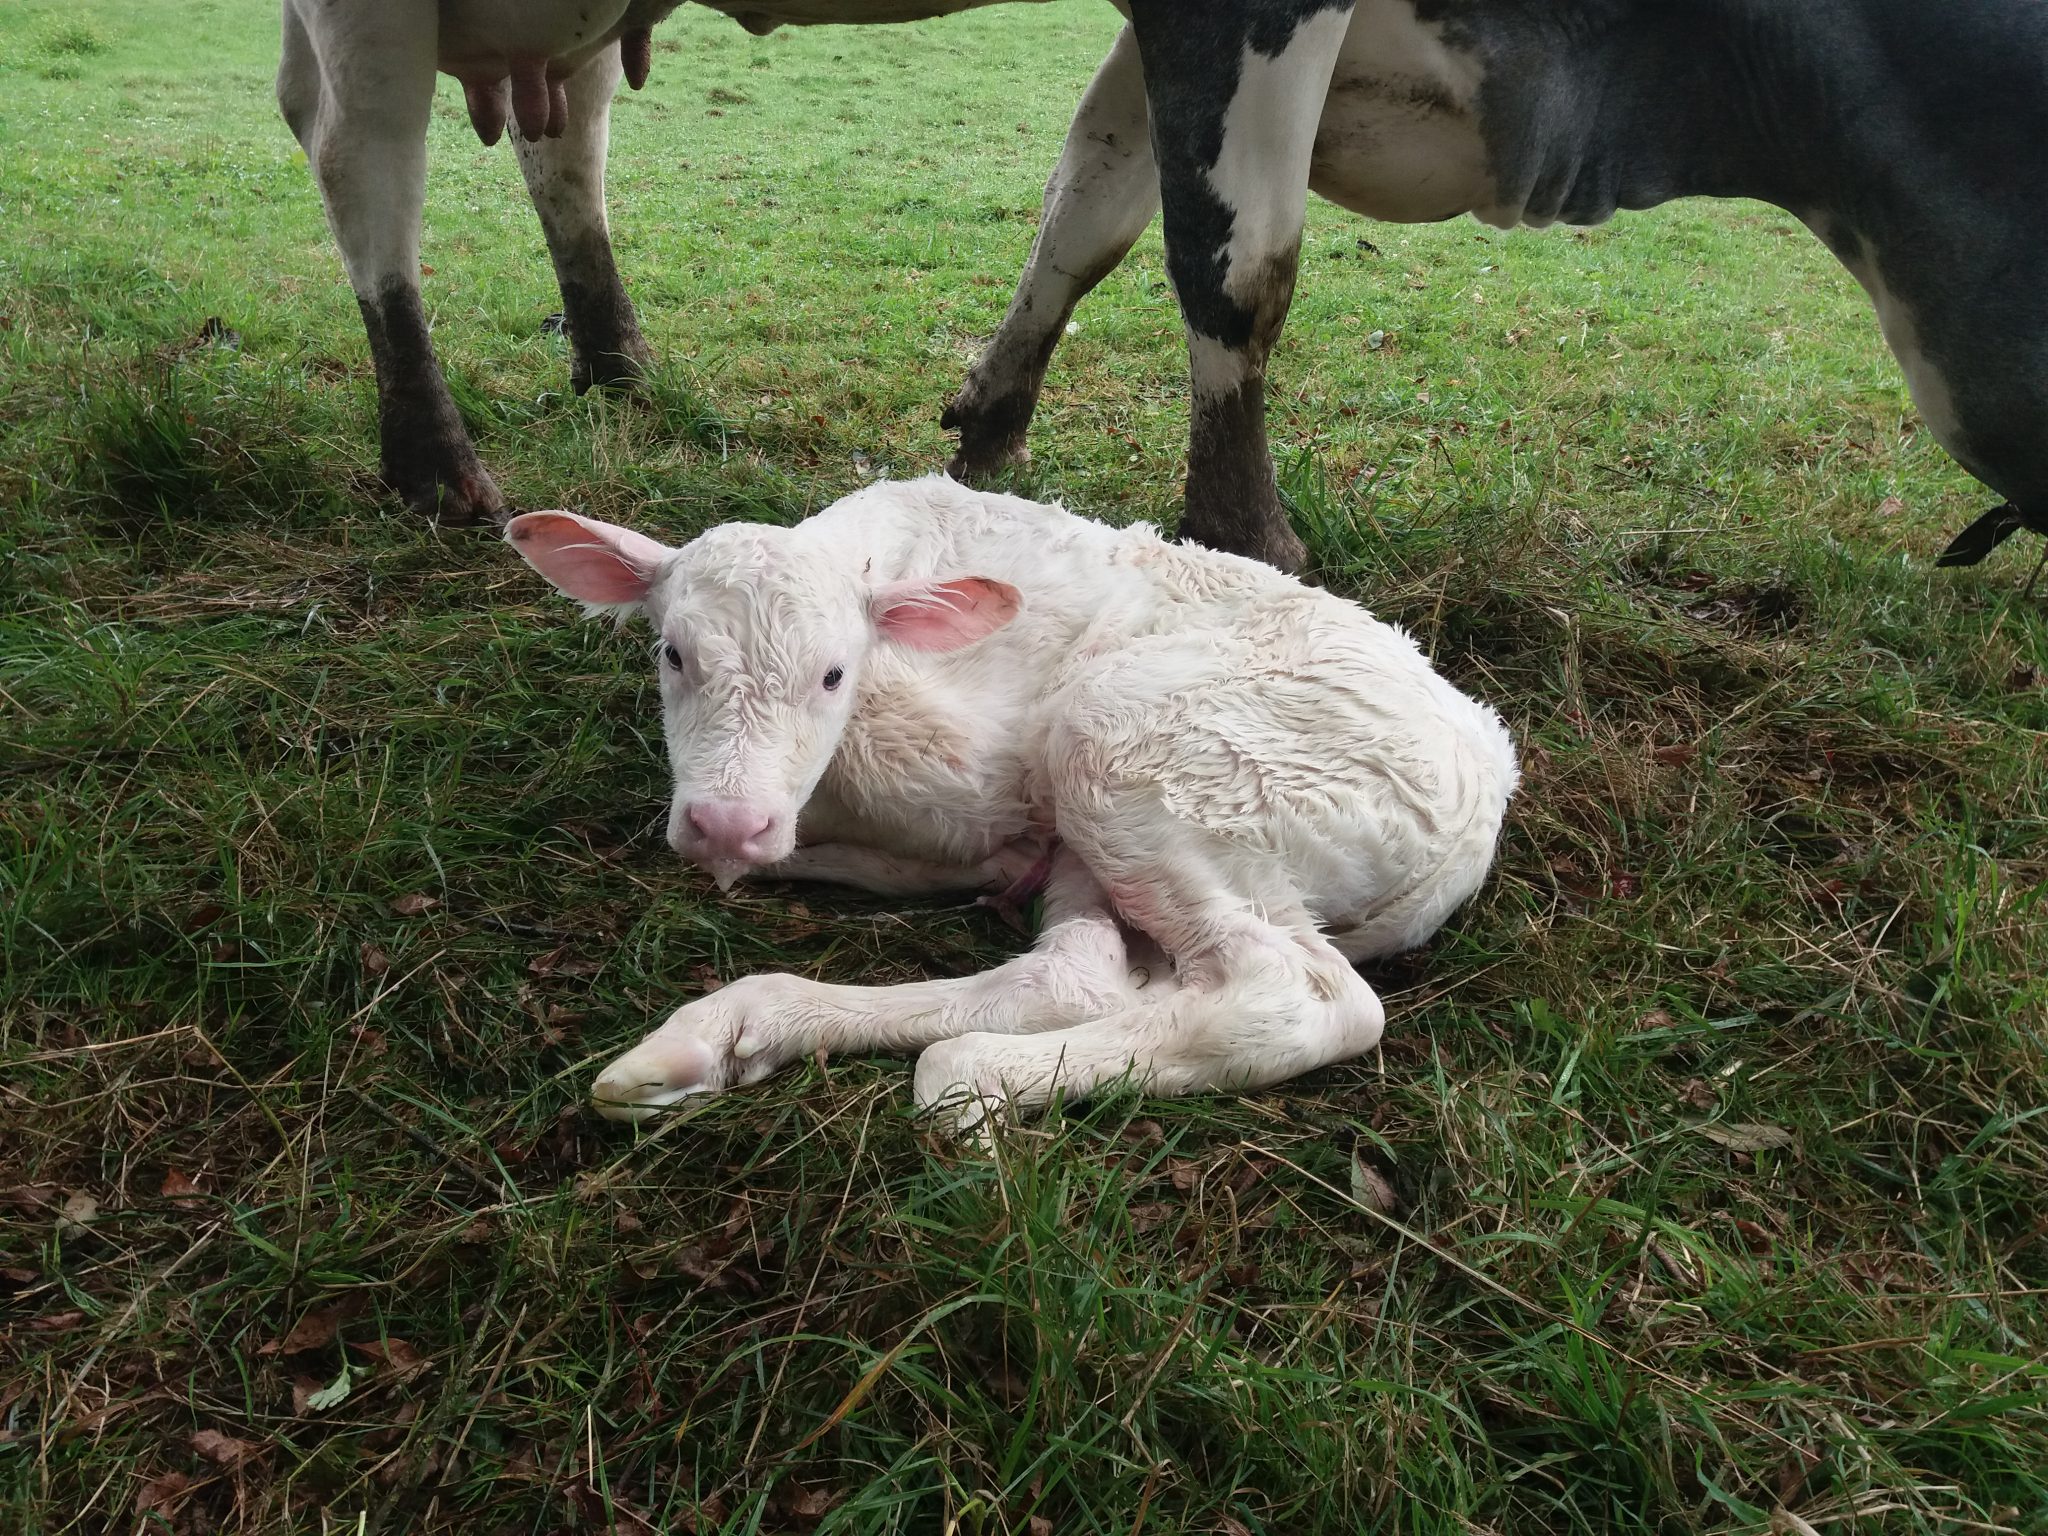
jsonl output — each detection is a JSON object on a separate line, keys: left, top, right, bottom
{"left": 1306, "top": 0, "right": 1494, "bottom": 224}
{"left": 436, "top": 0, "right": 670, "bottom": 79}
{"left": 692, "top": 0, "right": 1039, "bottom": 30}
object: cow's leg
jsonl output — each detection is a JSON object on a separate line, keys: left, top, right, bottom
{"left": 590, "top": 850, "right": 1150, "bottom": 1121}
{"left": 514, "top": 44, "right": 652, "bottom": 394}
{"left": 1125, "top": 1, "right": 1355, "bottom": 571}
{"left": 277, "top": 0, "right": 502, "bottom": 522}
{"left": 943, "top": 26, "right": 1158, "bottom": 478}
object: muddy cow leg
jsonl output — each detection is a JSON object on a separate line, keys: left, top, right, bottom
{"left": 277, "top": 0, "right": 503, "bottom": 522}
{"left": 515, "top": 43, "right": 653, "bottom": 394}
{"left": 1125, "top": 1, "right": 1354, "bottom": 571}
{"left": 944, "top": 26, "right": 1158, "bottom": 479}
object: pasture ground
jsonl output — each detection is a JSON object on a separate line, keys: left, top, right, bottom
{"left": 3, "top": 3, "right": 2046, "bottom": 1532}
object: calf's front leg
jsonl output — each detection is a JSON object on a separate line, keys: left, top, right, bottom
{"left": 591, "top": 852, "right": 1141, "bottom": 1121}
{"left": 1126, "top": 0, "right": 1356, "bottom": 571}
{"left": 277, "top": 0, "right": 503, "bottom": 522}
{"left": 514, "top": 44, "right": 653, "bottom": 394}
{"left": 944, "top": 25, "right": 1158, "bottom": 478}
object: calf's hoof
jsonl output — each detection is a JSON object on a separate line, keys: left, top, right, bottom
{"left": 912, "top": 1036, "right": 1008, "bottom": 1140}
{"left": 588, "top": 975, "right": 803, "bottom": 1123}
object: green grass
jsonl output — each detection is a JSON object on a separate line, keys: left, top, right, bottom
{"left": 2, "top": 2, "right": 2045, "bottom": 1533}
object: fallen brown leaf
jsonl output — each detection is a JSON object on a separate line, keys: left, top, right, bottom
{"left": 259, "top": 1303, "right": 349, "bottom": 1357}
{"left": 1652, "top": 742, "right": 1698, "bottom": 767}
{"left": 1349, "top": 1152, "right": 1401, "bottom": 1216}
{"left": 359, "top": 941, "right": 391, "bottom": 977}
{"left": 529, "top": 944, "right": 603, "bottom": 979}
{"left": 389, "top": 892, "right": 439, "bottom": 917}
{"left": 351, "top": 1337, "right": 429, "bottom": 1383}
{"left": 1693, "top": 1121, "right": 1797, "bottom": 1154}
{"left": 1127, "top": 1202, "right": 1176, "bottom": 1233}
{"left": 160, "top": 1169, "right": 203, "bottom": 1204}
{"left": 134, "top": 1469, "right": 192, "bottom": 1522}
{"left": 190, "top": 1428, "right": 258, "bottom": 1467}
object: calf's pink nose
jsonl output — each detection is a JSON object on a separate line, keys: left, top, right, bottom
{"left": 683, "top": 799, "right": 777, "bottom": 860}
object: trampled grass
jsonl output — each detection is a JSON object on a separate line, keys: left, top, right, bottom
{"left": 2, "top": 3, "right": 2045, "bottom": 1533}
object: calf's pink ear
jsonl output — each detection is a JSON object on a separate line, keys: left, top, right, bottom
{"left": 871, "top": 576, "right": 1021, "bottom": 652}
{"left": 505, "top": 511, "right": 672, "bottom": 608}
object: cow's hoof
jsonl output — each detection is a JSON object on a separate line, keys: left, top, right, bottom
{"left": 946, "top": 440, "right": 1032, "bottom": 483}
{"left": 941, "top": 391, "right": 1035, "bottom": 482}
{"left": 570, "top": 342, "right": 653, "bottom": 396}
{"left": 1180, "top": 511, "right": 1307, "bottom": 575}
{"left": 387, "top": 462, "right": 506, "bottom": 527}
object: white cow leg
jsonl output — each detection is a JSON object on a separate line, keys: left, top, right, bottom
{"left": 1127, "top": 1, "right": 1356, "bottom": 571}
{"left": 277, "top": 0, "right": 503, "bottom": 522}
{"left": 515, "top": 45, "right": 652, "bottom": 394}
{"left": 943, "top": 26, "right": 1158, "bottom": 478}
{"left": 591, "top": 850, "right": 1149, "bottom": 1121}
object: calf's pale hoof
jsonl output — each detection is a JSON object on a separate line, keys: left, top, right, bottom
{"left": 588, "top": 976, "right": 803, "bottom": 1123}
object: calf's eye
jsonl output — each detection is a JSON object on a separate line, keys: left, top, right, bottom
{"left": 662, "top": 642, "right": 684, "bottom": 671}
{"left": 822, "top": 666, "right": 844, "bottom": 692}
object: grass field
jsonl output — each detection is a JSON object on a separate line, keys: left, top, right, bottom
{"left": 4, "top": 2, "right": 2047, "bottom": 1532}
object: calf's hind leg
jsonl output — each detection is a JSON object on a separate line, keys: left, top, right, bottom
{"left": 591, "top": 850, "right": 1149, "bottom": 1122}
{"left": 943, "top": 26, "right": 1158, "bottom": 478}
{"left": 916, "top": 686, "right": 1386, "bottom": 1126}
{"left": 514, "top": 44, "right": 653, "bottom": 394}
{"left": 277, "top": 0, "right": 503, "bottom": 522}
{"left": 915, "top": 894, "right": 1385, "bottom": 1127}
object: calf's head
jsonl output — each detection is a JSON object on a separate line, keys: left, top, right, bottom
{"left": 507, "top": 509, "right": 1019, "bottom": 886}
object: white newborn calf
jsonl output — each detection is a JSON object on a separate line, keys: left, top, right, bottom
{"left": 508, "top": 477, "right": 1517, "bottom": 1124}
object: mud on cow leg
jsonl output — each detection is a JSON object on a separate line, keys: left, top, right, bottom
{"left": 278, "top": 0, "right": 503, "bottom": 523}
{"left": 1184, "top": 371, "right": 1304, "bottom": 572}
{"left": 517, "top": 44, "right": 652, "bottom": 397}
{"left": 1126, "top": 0, "right": 1354, "bottom": 573}
{"left": 360, "top": 283, "right": 505, "bottom": 522}
{"left": 944, "top": 25, "right": 1158, "bottom": 482}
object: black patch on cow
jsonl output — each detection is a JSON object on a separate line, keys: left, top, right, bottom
{"left": 1182, "top": 376, "right": 1306, "bottom": 572}
{"left": 1126, "top": 0, "right": 1350, "bottom": 350}
{"left": 358, "top": 282, "right": 504, "bottom": 524}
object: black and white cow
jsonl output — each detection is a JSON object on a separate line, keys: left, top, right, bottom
{"left": 944, "top": 0, "right": 2048, "bottom": 570}
{"left": 283, "top": 2, "right": 2048, "bottom": 573}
